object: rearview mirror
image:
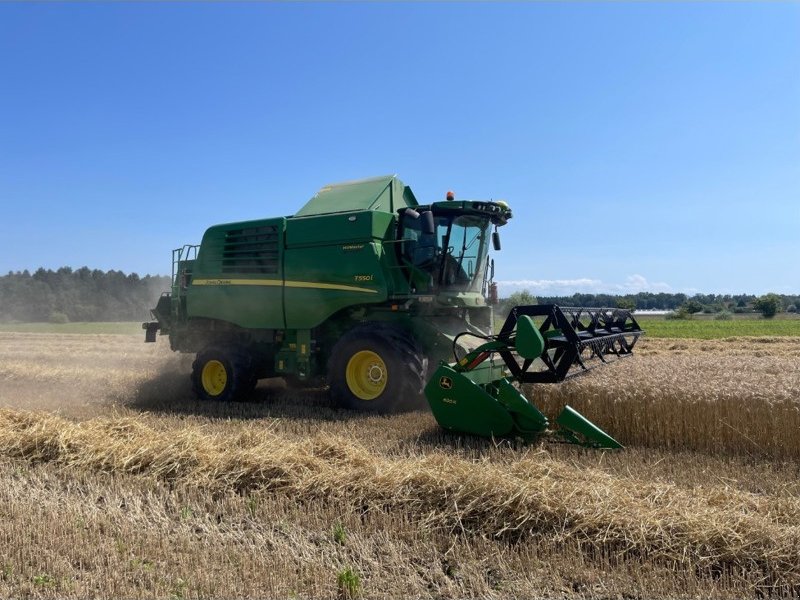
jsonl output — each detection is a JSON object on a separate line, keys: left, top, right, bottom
{"left": 421, "top": 211, "right": 435, "bottom": 235}
{"left": 492, "top": 231, "right": 501, "bottom": 251}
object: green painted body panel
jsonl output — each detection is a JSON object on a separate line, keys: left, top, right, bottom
{"left": 284, "top": 211, "right": 394, "bottom": 329}
{"left": 425, "top": 364, "right": 516, "bottom": 438}
{"left": 187, "top": 217, "right": 287, "bottom": 329}
{"left": 285, "top": 209, "right": 395, "bottom": 247}
{"left": 295, "top": 175, "right": 417, "bottom": 217}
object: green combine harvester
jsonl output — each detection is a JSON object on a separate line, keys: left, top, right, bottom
{"left": 144, "top": 175, "right": 642, "bottom": 448}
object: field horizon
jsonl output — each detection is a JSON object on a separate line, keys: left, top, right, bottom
{"left": 1, "top": 311, "right": 799, "bottom": 339}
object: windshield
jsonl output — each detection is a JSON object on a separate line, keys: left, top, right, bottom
{"left": 400, "top": 212, "right": 490, "bottom": 293}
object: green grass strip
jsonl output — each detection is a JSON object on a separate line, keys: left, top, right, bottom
{"left": 636, "top": 316, "right": 800, "bottom": 339}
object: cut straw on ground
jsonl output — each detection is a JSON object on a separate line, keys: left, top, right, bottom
{"left": 1, "top": 409, "right": 798, "bottom": 589}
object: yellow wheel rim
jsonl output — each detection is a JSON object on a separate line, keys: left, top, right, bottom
{"left": 345, "top": 350, "right": 387, "bottom": 401}
{"left": 201, "top": 359, "right": 228, "bottom": 396}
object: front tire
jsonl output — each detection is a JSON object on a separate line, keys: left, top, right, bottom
{"left": 191, "top": 346, "right": 254, "bottom": 402}
{"left": 328, "top": 324, "right": 427, "bottom": 413}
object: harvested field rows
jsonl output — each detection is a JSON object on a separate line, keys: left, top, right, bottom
{"left": 0, "top": 332, "right": 799, "bottom": 598}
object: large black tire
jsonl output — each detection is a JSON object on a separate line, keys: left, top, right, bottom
{"left": 327, "top": 324, "right": 428, "bottom": 413}
{"left": 191, "top": 346, "right": 254, "bottom": 402}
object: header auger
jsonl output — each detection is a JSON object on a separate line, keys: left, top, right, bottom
{"left": 425, "top": 305, "right": 643, "bottom": 448}
{"left": 144, "top": 175, "right": 643, "bottom": 449}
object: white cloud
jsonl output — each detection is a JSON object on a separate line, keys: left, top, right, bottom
{"left": 497, "top": 274, "right": 672, "bottom": 296}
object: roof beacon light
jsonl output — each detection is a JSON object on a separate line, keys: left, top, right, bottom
{"left": 446, "top": 190, "right": 455, "bottom": 201}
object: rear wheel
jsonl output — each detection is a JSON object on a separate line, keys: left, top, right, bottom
{"left": 191, "top": 346, "right": 254, "bottom": 402}
{"left": 328, "top": 324, "right": 427, "bottom": 413}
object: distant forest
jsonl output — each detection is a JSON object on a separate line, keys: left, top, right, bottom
{"left": 0, "top": 268, "right": 170, "bottom": 323}
{"left": 500, "top": 291, "right": 800, "bottom": 315}
{"left": 1, "top": 267, "right": 798, "bottom": 323}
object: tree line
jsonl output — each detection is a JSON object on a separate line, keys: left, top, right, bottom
{"left": 498, "top": 290, "right": 799, "bottom": 318}
{"left": 0, "top": 267, "right": 171, "bottom": 323}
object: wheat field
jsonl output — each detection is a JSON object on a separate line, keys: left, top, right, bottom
{"left": 0, "top": 331, "right": 799, "bottom": 599}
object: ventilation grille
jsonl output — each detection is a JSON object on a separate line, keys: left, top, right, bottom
{"left": 221, "top": 226, "right": 279, "bottom": 274}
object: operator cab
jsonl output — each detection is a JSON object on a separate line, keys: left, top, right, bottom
{"left": 397, "top": 198, "right": 511, "bottom": 296}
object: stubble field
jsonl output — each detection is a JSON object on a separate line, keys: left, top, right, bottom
{"left": 0, "top": 328, "right": 799, "bottom": 599}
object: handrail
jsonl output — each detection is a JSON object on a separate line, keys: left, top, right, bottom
{"left": 171, "top": 244, "right": 199, "bottom": 293}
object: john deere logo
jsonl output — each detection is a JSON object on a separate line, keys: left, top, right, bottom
{"left": 439, "top": 376, "right": 453, "bottom": 390}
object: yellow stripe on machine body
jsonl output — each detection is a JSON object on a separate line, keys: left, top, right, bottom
{"left": 191, "top": 278, "right": 379, "bottom": 295}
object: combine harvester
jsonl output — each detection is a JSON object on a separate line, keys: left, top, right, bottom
{"left": 144, "top": 176, "right": 642, "bottom": 448}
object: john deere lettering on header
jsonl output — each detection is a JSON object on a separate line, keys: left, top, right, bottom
{"left": 144, "top": 175, "right": 643, "bottom": 448}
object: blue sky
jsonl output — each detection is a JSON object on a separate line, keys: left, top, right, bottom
{"left": 1, "top": 2, "right": 798, "bottom": 296}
